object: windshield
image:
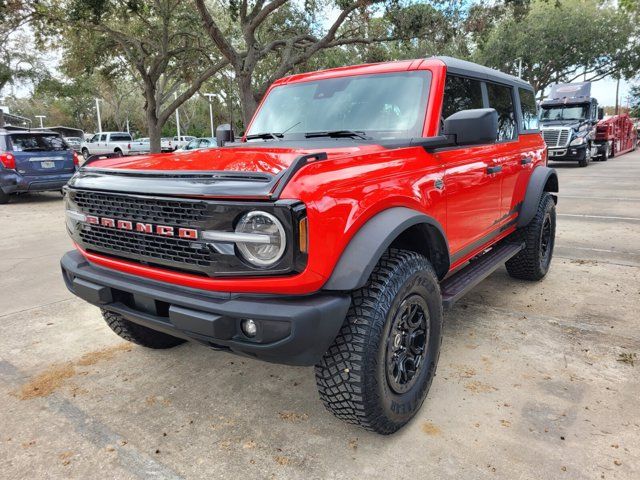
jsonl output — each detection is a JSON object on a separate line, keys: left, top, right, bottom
{"left": 540, "top": 104, "right": 589, "bottom": 121}
{"left": 246, "top": 71, "right": 431, "bottom": 140}
{"left": 9, "top": 133, "right": 69, "bottom": 152}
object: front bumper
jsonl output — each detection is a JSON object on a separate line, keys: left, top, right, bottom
{"left": 61, "top": 250, "right": 350, "bottom": 366}
{"left": 1, "top": 170, "right": 74, "bottom": 194}
{"left": 547, "top": 144, "right": 587, "bottom": 162}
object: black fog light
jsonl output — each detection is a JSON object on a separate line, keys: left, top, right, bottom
{"left": 241, "top": 319, "right": 258, "bottom": 338}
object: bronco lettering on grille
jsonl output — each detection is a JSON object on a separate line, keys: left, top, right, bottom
{"left": 84, "top": 215, "right": 198, "bottom": 239}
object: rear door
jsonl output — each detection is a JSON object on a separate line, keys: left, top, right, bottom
{"left": 484, "top": 82, "right": 522, "bottom": 222}
{"left": 435, "top": 75, "right": 503, "bottom": 257}
{"left": 8, "top": 133, "right": 75, "bottom": 175}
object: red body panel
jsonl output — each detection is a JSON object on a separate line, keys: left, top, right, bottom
{"left": 78, "top": 59, "right": 546, "bottom": 294}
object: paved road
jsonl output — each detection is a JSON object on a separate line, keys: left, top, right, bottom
{"left": 1, "top": 153, "right": 639, "bottom": 479}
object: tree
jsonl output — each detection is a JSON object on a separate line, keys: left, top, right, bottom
{"left": 0, "top": 2, "right": 48, "bottom": 95}
{"left": 629, "top": 85, "right": 640, "bottom": 118}
{"left": 475, "top": 0, "right": 640, "bottom": 97}
{"left": 37, "top": 0, "right": 229, "bottom": 151}
{"left": 193, "top": 0, "right": 454, "bottom": 125}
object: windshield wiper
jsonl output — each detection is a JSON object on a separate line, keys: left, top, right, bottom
{"left": 245, "top": 132, "right": 283, "bottom": 141}
{"left": 304, "top": 130, "right": 369, "bottom": 140}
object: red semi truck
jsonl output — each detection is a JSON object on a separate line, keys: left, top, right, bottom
{"left": 593, "top": 113, "right": 637, "bottom": 160}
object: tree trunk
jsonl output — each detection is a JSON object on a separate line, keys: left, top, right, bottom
{"left": 148, "top": 115, "right": 162, "bottom": 153}
{"left": 143, "top": 83, "right": 163, "bottom": 153}
{"left": 238, "top": 72, "right": 258, "bottom": 128}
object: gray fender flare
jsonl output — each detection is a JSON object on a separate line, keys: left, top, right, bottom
{"left": 323, "top": 207, "right": 449, "bottom": 291}
{"left": 518, "top": 166, "right": 559, "bottom": 227}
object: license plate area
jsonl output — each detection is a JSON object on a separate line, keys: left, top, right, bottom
{"left": 41, "top": 161, "right": 56, "bottom": 168}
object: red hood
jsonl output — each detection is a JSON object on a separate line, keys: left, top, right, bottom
{"left": 86, "top": 144, "right": 386, "bottom": 175}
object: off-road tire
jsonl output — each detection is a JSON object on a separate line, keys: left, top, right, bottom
{"left": 506, "top": 193, "right": 556, "bottom": 281}
{"left": 0, "top": 189, "right": 10, "bottom": 204}
{"left": 101, "top": 309, "right": 185, "bottom": 349}
{"left": 315, "top": 249, "right": 443, "bottom": 434}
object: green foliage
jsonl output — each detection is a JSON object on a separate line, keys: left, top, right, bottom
{"left": 475, "top": 0, "right": 640, "bottom": 95}
{"left": 630, "top": 84, "right": 640, "bottom": 118}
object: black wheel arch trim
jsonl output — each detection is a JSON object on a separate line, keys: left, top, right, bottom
{"left": 323, "top": 207, "right": 450, "bottom": 291}
{"left": 518, "top": 166, "right": 558, "bottom": 228}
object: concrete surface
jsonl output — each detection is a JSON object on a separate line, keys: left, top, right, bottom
{"left": 1, "top": 152, "right": 639, "bottom": 480}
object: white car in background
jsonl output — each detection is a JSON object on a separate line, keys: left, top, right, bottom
{"left": 63, "top": 136, "right": 83, "bottom": 152}
{"left": 81, "top": 132, "right": 133, "bottom": 158}
{"left": 172, "top": 135, "right": 196, "bottom": 150}
{"left": 128, "top": 137, "right": 151, "bottom": 155}
{"left": 176, "top": 137, "right": 217, "bottom": 151}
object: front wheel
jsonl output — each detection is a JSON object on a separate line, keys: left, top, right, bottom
{"left": 102, "top": 309, "right": 185, "bottom": 349}
{"left": 578, "top": 147, "right": 591, "bottom": 167}
{"left": 81, "top": 148, "right": 90, "bottom": 160}
{"left": 315, "top": 249, "right": 443, "bottom": 434}
{"left": 506, "top": 192, "right": 556, "bottom": 281}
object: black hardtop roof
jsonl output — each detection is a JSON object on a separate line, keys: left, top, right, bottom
{"left": 434, "top": 56, "right": 534, "bottom": 91}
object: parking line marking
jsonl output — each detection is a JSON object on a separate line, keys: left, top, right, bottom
{"left": 0, "top": 358, "right": 184, "bottom": 480}
{"left": 558, "top": 213, "right": 640, "bottom": 222}
{"left": 558, "top": 195, "right": 640, "bottom": 201}
{"left": 561, "top": 246, "right": 640, "bottom": 256}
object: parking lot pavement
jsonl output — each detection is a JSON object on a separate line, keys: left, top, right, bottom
{"left": 1, "top": 153, "right": 639, "bottom": 480}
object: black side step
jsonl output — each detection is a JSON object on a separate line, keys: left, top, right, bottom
{"left": 441, "top": 242, "right": 524, "bottom": 309}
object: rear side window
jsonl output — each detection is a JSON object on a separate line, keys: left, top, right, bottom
{"left": 441, "top": 75, "right": 483, "bottom": 120}
{"left": 110, "top": 133, "right": 132, "bottom": 141}
{"left": 519, "top": 89, "right": 539, "bottom": 131}
{"left": 486, "top": 83, "right": 517, "bottom": 141}
{"left": 9, "top": 134, "right": 68, "bottom": 151}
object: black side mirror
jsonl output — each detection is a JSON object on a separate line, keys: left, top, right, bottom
{"left": 443, "top": 108, "right": 498, "bottom": 146}
{"left": 597, "top": 107, "right": 604, "bottom": 120}
{"left": 216, "top": 124, "right": 234, "bottom": 146}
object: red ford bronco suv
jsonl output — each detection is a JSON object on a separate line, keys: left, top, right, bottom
{"left": 61, "top": 57, "right": 558, "bottom": 434}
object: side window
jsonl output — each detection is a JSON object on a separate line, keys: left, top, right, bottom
{"left": 519, "top": 88, "right": 539, "bottom": 131}
{"left": 99, "top": 134, "right": 107, "bottom": 142}
{"left": 487, "top": 83, "right": 517, "bottom": 141}
{"left": 441, "top": 75, "right": 484, "bottom": 121}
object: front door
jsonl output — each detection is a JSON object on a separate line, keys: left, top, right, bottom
{"left": 435, "top": 74, "right": 502, "bottom": 258}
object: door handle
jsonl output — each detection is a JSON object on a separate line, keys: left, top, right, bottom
{"left": 486, "top": 165, "right": 502, "bottom": 174}
{"left": 521, "top": 157, "right": 533, "bottom": 165}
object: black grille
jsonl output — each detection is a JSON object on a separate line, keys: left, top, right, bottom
{"left": 71, "top": 190, "right": 208, "bottom": 226}
{"left": 67, "top": 188, "right": 299, "bottom": 277}
{"left": 79, "top": 225, "right": 212, "bottom": 270}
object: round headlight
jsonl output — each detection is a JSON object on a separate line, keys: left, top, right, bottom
{"left": 235, "top": 211, "right": 286, "bottom": 266}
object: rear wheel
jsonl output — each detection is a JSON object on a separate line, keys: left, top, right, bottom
{"left": 506, "top": 193, "right": 556, "bottom": 281}
{"left": 114, "top": 148, "right": 123, "bottom": 157}
{"left": 101, "top": 309, "right": 185, "bottom": 349}
{"left": 315, "top": 249, "right": 443, "bottom": 434}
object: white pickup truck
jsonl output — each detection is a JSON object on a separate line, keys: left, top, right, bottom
{"left": 81, "top": 132, "right": 134, "bottom": 159}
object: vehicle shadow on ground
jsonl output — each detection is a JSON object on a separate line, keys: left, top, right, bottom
{"left": 3, "top": 192, "right": 65, "bottom": 205}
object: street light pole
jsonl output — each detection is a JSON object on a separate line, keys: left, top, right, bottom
{"left": 514, "top": 57, "right": 523, "bottom": 78}
{"left": 95, "top": 98, "right": 102, "bottom": 133}
{"left": 204, "top": 93, "right": 216, "bottom": 137}
{"left": 35, "top": 115, "right": 46, "bottom": 128}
